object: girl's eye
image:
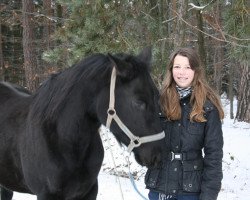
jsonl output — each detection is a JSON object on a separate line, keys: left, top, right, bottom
{"left": 132, "top": 100, "right": 146, "bottom": 110}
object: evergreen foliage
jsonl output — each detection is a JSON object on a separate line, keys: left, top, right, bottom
{"left": 224, "top": 0, "right": 249, "bottom": 61}
{"left": 43, "top": 1, "right": 171, "bottom": 78}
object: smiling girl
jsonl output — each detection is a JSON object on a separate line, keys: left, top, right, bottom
{"left": 145, "top": 48, "right": 224, "bottom": 200}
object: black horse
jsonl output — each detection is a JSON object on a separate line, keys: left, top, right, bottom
{"left": 0, "top": 82, "right": 32, "bottom": 200}
{"left": 0, "top": 48, "right": 165, "bottom": 200}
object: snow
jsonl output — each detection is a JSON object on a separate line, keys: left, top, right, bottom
{"left": 12, "top": 97, "right": 250, "bottom": 199}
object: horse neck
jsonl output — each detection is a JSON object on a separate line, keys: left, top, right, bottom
{"left": 31, "top": 64, "right": 112, "bottom": 126}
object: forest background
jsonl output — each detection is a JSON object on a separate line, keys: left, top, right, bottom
{"left": 0, "top": 0, "right": 249, "bottom": 122}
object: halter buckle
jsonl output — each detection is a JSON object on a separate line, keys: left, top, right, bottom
{"left": 127, "top": 137, "right": 142, "bottom": 153}
{"left": 131, "top": 137, "right": 141, "bottom": 147}
{"left": 107, "top": 108, "right": 116, "bottom": 116}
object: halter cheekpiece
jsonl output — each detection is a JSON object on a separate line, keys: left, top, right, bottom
{"left": 106, "top": 67, "right": 165, "bottom": 153}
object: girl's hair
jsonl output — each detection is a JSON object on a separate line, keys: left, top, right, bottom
{"left": 160, "top": 47, "right": 224, "bottom": 122}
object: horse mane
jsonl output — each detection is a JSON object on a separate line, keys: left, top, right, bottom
{"left": 30, "top": 52, "right": 148, "bottom": 124}
{"left": 0, "top": 82, "right": 31, "bottom": 98}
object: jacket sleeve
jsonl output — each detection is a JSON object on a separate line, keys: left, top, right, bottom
{"left": 200, "top": 105, "right": 223, "bottom": 200}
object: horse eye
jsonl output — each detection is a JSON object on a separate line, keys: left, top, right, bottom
{"left": 132, "top": 100, "right": 146, "bottom": 110}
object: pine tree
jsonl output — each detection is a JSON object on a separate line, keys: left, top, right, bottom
{"left": 224, "top": 0, "right": 250, "bottom": 122}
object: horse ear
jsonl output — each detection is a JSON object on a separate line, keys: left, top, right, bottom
{"left": 108, "top": 53, "right": 133, "bottom": 78}
{"left": 137, "top": 46, "right": 152, "bottom": 68}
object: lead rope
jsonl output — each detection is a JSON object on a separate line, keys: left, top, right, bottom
{"left": 104, "top": 128, "right": 150, "bottom": 200}
{"left": 103, "top": 129, "right": 125, "bottom": 200}
{"left": 125, "top": 153, "right": 172, "bottom": 200}
{"left": 125, "top": 156, "right": 149, "bottom": 200}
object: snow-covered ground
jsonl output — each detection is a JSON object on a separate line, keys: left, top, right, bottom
{"left": 13, "top": 97, "right": 250, "bottom": 199}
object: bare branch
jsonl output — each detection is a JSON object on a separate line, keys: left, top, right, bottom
{"left": 172, "top": 9, "right": 249, "bottom": 48}
{"left": 162, "top": 16, "right": 176, "bottom": 24}
{"left": 188, "top": 3, "right": 206, "bottom": 10}
{"left": 188, "top": 0, "right": 217, "bottom": 11}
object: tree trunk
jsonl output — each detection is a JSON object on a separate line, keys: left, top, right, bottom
{"left": 158, "top": 0, "right": 169, "bottom": 83}
{"left": 236, "top": 62, "right": 250, "bottom": 122}
{"left": 173, "top": 0, "right": 188, "bottom": 47}
{"left": 0, "top": 21, "right": 4, "bottom": 81}
{"left": 56, "top": 3, "right": 63, "bottom": 28}
{"left": 40, "top": 0, "right": 54, "bottom": 80}
{"left": 213, "top": 46, "right": 224, "bottom": 94}
{"left": 22, "top": 0, "right": 39, "bottom": 91}
{"left": 193, "top": 0, "right": 206, "bottom": 71}
{"left": 213, "top": 2, "right": 225, "bottom": 94}
{"left": 43, "top": 0, "right": 53, "bottom": 51}
{"left": 228, "top": 62, "right": 234, "bottom": 119}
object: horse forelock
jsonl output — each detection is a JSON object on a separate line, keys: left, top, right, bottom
{"left": 114, "top": 53, "right": 150, "bottom": 80}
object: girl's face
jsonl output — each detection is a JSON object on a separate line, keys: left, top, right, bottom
{"left": 172, "top": 55, "right": 195, "bottom": 88}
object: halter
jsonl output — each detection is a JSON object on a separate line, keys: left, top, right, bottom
{"left": 106, "top": 67, "right": 165, "bottom": 153}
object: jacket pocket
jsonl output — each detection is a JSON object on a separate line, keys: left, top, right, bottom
{"left": 188, "top": 122, "right": 205, "bottom": 135}
{"left": 182, "top": 159, "right": 203, "bottom": 192}
{"left": 144, "top": 168, "right": 161, "bottom": 189}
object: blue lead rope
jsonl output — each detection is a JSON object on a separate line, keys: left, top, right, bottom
{"left": 125, "top": 155, "right": 149, "bottom": 200}
{"left": 128, "top": 172, "right": 149, "bottom": 200}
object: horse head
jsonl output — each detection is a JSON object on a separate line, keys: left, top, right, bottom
{"left": 96, "top": 47, "right": 165, "bottom": 167}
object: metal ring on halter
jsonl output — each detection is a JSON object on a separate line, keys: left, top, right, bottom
{"left": 131, "top": 137, "right": 141, "bottom": 147}
{"left": 107, "top": 108, "right": 116, "bottom": 116}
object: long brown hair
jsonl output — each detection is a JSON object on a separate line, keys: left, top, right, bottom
{"left": 160, "top": 47, "right": 224, "bottom": 122}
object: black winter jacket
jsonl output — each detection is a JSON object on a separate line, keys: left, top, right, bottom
{"left": 145, "top": 96, "right": 223, "bottom": 200}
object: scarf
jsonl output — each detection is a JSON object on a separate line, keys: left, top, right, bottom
{"left": 176, "top": 85, "right": 192, "bottom": 99}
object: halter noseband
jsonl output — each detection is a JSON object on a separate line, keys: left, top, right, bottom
{"left": 106, "top": 67, "right": 165, "bottom": 153}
